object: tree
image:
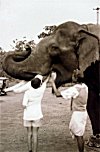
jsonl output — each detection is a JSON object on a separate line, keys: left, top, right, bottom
{"left": 38, "top": 25, "right": 57, "bottom": 39}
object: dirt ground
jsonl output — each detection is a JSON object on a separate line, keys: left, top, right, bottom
{"left": 0, "top": 87, "right": 100, "bottom": 152}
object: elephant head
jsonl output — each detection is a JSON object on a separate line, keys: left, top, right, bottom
{"left": 3, "top": 21, "right": 99, "bottom": 88}
{"left": 36, "top": 21, "right": 99, "bottom": 88}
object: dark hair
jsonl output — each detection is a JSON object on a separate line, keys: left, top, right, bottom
{"left": 77, "top": 77, "right": 85, "bottom": 83}
{"left": 72, "top": 69, "right": 85, "bottom": 83}
{"left": 31, "top": 78, "right": 41, "bottom": 89}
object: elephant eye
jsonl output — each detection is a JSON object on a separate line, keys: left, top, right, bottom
{"left": 49, "top": 45, "right": 60, "bottom": 56}
{"left": 52, "top": 45, "right": 58, "bottom": 50}
{"left": 70, "top": 42, "right": 76, "bottom": 47}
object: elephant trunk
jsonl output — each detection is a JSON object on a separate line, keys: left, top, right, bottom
{"left": 2, "top": 53, "right": 36, "bottom": 80}
{"left": 2, "top": 50, "right": 52, "bottom": 80}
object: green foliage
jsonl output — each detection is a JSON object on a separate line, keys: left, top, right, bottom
{"left": 12, "top": 38, "right": 36, "bottom": 52}
{"left": 38, "top": 25, "right": 56, "bottom": 39}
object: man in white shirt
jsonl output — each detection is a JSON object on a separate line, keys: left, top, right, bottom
{"left": 50, "top": 71, "right": 88, "bottom": 152}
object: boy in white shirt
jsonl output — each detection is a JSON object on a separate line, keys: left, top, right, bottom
{"left": 23, "top": 75, "right": 49, "bottom": 152}
{"left": 5, "top": 74, "right": 49, "bottom": 152}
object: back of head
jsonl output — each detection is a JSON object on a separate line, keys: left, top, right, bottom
{"left": 77, "top": 77, "right": 85, "bottom": 83}
{"left": 72, "top": 69, "right": 85, "bottom": 83}
{"left": 31, "top": 78, "right": 41, "bottom": 89}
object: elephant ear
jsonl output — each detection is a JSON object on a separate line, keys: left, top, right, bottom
{"left": 75, "top": 29, "right": 99, "bottom": 75}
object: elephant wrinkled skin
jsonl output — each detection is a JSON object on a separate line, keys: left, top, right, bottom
{"left": 2, "top": 21, "right": 99, "bottom": 88}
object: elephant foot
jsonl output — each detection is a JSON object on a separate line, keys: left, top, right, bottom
{"left": 86, "top": 135, "right": 100, "bottom": 148}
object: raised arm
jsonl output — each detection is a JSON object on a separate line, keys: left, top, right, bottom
{"left": 49, "top": 73, "right": 61, "bottom": 97}
{"left": 4, "top": 80, "right": 26, "bottom": 92}
{"left": 13, "top": 81, "right": 31, "bottom": 93}
{"left": 61, "top": 86, "right": 79, "bottom": 100}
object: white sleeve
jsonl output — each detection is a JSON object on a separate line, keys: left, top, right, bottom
{"left": 4, "top": 81, "right": 26, "bottom": 92}
{"left": 13, "top": 81, "right": 31, "bottom": 93}
{"left": 22, "top": 92, "right": 28, "bottom": 106}
{"left": 40, "top": 81, "right": 47, "bottom": 92}
{"left": 36, "top": 81, "right": 47, "bottom": 99}
{"left": 61, "top": 87, "right": 79, "bottom": 100}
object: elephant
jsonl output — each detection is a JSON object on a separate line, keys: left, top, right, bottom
{"left": 2, "top": 21, "right": 100, "bottom": 148}
{"left": 2, "top": 21, "right": 100, "bottom": 89}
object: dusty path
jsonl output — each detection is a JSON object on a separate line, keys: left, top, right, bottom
{"left": 0, "top": 87, "right": 99, "bottom": 152}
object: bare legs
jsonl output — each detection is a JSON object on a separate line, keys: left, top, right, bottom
{"left": 27, "top": 127, "right": 39, "bottom": 152}
{"left": 75, "top": 136, "right": 84, "bottom": 152}
{"left": 33, "top": 127, "right": 39, "bottom": 152}
{"left": 27, "top": 127, "right": 33, "bottom": 152}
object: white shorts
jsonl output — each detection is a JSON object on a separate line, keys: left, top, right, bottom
{"left": 69, "top": 111, "right": 87, "bottom": 138}
{"left": 24, "top": 119, "right": 42, "bottom": 127}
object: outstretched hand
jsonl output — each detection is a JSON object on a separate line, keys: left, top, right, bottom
{"left": 55, "top": 91, "right": 62, "bottom": 97}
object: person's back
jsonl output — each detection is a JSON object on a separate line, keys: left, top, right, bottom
{"left": 72, "top": 83, "right": 88, "bottom": 112}
{"left": 23, "top": 76, "right": 47, "bottom": 122}
{"left": 25, "top": 81, "right": 46, "bottom": 103}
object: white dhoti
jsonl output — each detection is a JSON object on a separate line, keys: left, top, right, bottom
{"left": 69, "top": 111, "right": 87, "bottom": 139}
